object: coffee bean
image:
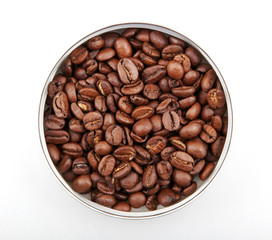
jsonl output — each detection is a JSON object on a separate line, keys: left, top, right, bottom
{"left": 121, "top": 80, "right": 144, "bottom": 95}
{"left": 131, "top": 105, "right": 155, "bottom": 120}
{"left": 172, "top": 169, "right": 192, "bottom": 187}
{"left": 157, "top": 188, "right": 177, "bottom": 207}
{"left": 105, "top": 125, "right": 124, "bottom": 146}
{"left": 98, "top": 155, "right": 116, "bottom": 176}
{"left": 62, "top": 142, "right": 83, "bottom": 158}
{"left": 143, "top": 83, "right": 161, "bottom": 100}
{"left": 162, "top": 111, "right": 180, "bottom": 131}
{"left": 162, "top": 44, "right": 183, "bottom": 60}
{"left": 113, "top": 202, "right": 131, "bottom": 212}
{"left": 207, "top": 88, "right": 226, "bottom": 109}
{"left": 156, "top": 161, "right": 173, "bottom": 180}
{"left": 171, "top": 86, "right": 195, "bottom": 98}
{"left": 72, "top": 175, "right": 92, "bottom": 193}
{"left": 114, "top": 37, "right": 133, "bottom": 59}
{"left": 83, "top": 112, "right": 103, "bottom": 131}
{"left": 113, "top": 145, "right": 136, "bottom": 161}
{"left": 201, "top": 69, "right": 217, "bottom": 91}
{"left": 170, "top": 151, "right": 194, "bottom": 172}
{"left": 179, "top": 122, "right": 202, "bottom": 139}
{"left": 146, "top": 136, "right": 167, "bottom": 155}
{"left": 186, "top": 138, "right": 207, "bottom": 159}
{"left": 58, "top": 154, "right": 72, "bottom": 174}
{"left": 96, "top": 194, "right": 116, "bottom": 207}
{"left": 97, "top": 179, "right": 115, "bottom": 194}
{"left": 150, "top": 31, "right": 168, "bottom": 50}
{"left": 181, "top": 182, "right": 197, "bottom": 196}
{"left": 167, "top": 60, "right": 184, "bottom": 80}
{"left": 211, "top": 136, "right": 225, "bottom": 157}
{"left": 113, "top": 162, "right": 131, "bottom": 179}
{"left": 145, "top": 195, "right": 158, "bottom": 211}
{"left": 128, "top": 192, "right": 146, "bottom": 208}
{"left": 185, "top": 46, "right": 202, "bottom": 67}
{"left": 141, "top": 65, "right": 166, "bottom": 84}
{"left": 94, "top": 141, "right": 113, "bottom": 155}
{"left": 53, "top": 91, "right": 70, "bottom": 119}
{"left": 142, "top": 165, "right": 157, "bottom": 188}
{"left": 70, "top": 46, "right": 88, "bottom": 65}
{"left": 200, "top": 124, "right": 217, "bottom": 143}
{"left": 45, "top": 130, "right": 70, "bottom": 144}
{"left": 47, "top": 144, "right": 61, "bottom": 164}
{"left": 87, "top": 36, "right": 104, "bottom": 50}
{"left": 72, "top": 157, "right": 90, "bottom": 175}
{"left": 169, "top": 136, "right": 186, "bottom": 151}
{"left": 118, "top": 96, "right": 133, "bottom": 114}
{"left": 156, "top": 98, "right": 179, "bottom": 114}
{"left": 44, "top": 115, "right": 65, "bottom": 130}
{"left": 119, "top": 171, "right": 139, "bottom": 189}
{"left": 78, "top": 87, "right": 99, "bottom": 102}
{"left": 132, "top": 118, "right": 152, "bottom": 137}
{"left": 117, "top": 58, "right": 139, "bottom": 84}
{"left": 200, "top": 163, "right": 215, "bottom": 181}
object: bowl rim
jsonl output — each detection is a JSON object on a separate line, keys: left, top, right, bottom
{"left": 38, "top": 22, "right": 233, "bottom": 219}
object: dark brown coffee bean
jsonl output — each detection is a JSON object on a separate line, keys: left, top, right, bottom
{"left": 120, "top": 81, "right": 143, "bottom": 96}
{"left": 45, "top": 130, "right": 70, "bottom": 144}
{"left": 186, "top": 138, "right": 207, "bottom": 159}
{"left": 73, "top": 67, "right": 87, "bottom": 80}
{"left": 134, "top": 145, "right": 151, "bottom": 165}
{"left": 169, "top": 136, "right": 186, "bottom": 151}
{"left": 128, "top": 192, "right": 146, "bottom": 208}
{"left": 161, "top": 44, "right": 183, "bottom": 60}
{"left": 87, "top": 150, "right": 100, "bottom": 171}
{"left": 173, "top": 169, "right": 192, "bottom": 187}
{"left": 197, "top": 63, "right": 212, "bottom": 73}
{"left": 157, "top": 188, "right": 177, "bottom": 207}
{"left": 53, "top": 91, "right": 70, "bottom": 119}
{"left": 78, "top": 87, "right": 99, "bottom": 102}
{"left": 95, "top": 141, "right": 113, "bottom": 155}
{"left": 94, "top": 95, "right": 107, "bottom": 112}
{"left": 87, "top": 36, "right": 104, "bottom": 50}
{"left": 122, "top": 28, "right": 138, "bottom": 38}
{"left": 72, "top": 157, "right": 90, "bottom": 175}
{"left": 185, "top": 102, "right": 201, "bottom": 120}
{"left": 142, "top": 41, "right": 160, "bottom": 58}
{"left": 113, "top": 202, "right": 131, "bottom": 212}
{"left": 96, "top": 194, "right": 116, "bottom": 208}
{"left": 106, "top": 93, "right": 119, "bottom": 113}
{"left": 83, "top": 112, "right": 103, "bottom": 131}
{"left": 156, "top": 98, "right": 179, "bottom": 114}
{"left": 70, "top": 46, "right": 88, "bottom": 65}
{"left": 141, "top": 65, "right": 166, "bottom": 84}
{"left": 61, "top": 58, "right": 72, "bottom": 76}
{"left": 179, "top": 96, "right": 196, "bottom": 110}
{"left": 58, "top": 154, "right": 72, "bottom": 173}
{"left": 146, "top": 136, "right": 167, "bottom": 155}
{"left": 118, "top": 96, "right": 133, "bottom": 114}
{"left": 114, "top": 37, "right": 133, "bottom": 58}
{"left": 96, "top": 80, "right": 113, "bottom": 96}
{"left": 67, "top": 129, "right": 82, "bottom": 143}
{"left": 44, "top": 115, "right": 65, "bottom": 130}
{"left": 77, "top": 101, "right": 93, "bottom": 112}
{"left": 185, "top": 46, "right": 202, "bottom": 67}
{"left": 47, "top": 144, "right": 61, "bottom": 164}
{"left": 183, "top": 70, "right": 200, "bottom": 86}
{"left": 160, "top": 147, "right": 176, "bottom": 161}
{"left": 119, "top": 171, "right": 139, "bottom": 189}
{"left": 200, "top": 124, "right": 217, "bottom": 143}
{"left": 97, "top": 179, "right": 115, "bottom": 194}
{"left": 138, "top": 51, "right": 157, "bottom": 65}
{"left": 170, "top": 151, "right": 194, "bottom": 171}
{"left": 69, "top": 118, "right": 85, "bottom": 133}
{"left": 145, "top": 195, "right": 158, "bottom": 211}
{"left": 171, "top": 86, "right": 195, "bottom": 98}
{"left": 200, "top": 163, "right": 215, "bottom": 181}
{"left": 149, "top": 115, "right": 162, "bottom": 132}
{"left": 131, "top": 105, "right": 155, "bottom": 120}
{"left": 211, "top": 136, "right": 225, "bottom": 157}
{"left": 96, "top": 48, "right": 115, "bottom": 61}
{"left": 102, "top": 32, "right": 120, "bottom": 48}
{"left": 117, "top": 58, "right": 139, "bottom": 84}
{"left": 62, "top": 170, "right": 77, "bottom": 182}
{"left": 201, "top": 69, "right": 217, "bottom": 91}
{"left": 98, "top": 155, "right": 116, "bottom": 176}
{"left": 113, "top": 145, "right": 136, "bottom": 162}
{"left": 169, "top": 36, "right": 186, "bottom": 48}
{"left": 150, "top": 31, "right": 168, "bottom": 50}
{"left": 128, "top": 57, "right": 144, "bottom": 72}
{"left": 130, "top": 161, "right": 143, "bottom": 175}
{"left": 70, "top": 103, "right": 84, "bottom": 120}
{"left": 143, "top": 83, "right": 161, "bottom": 100}
{"left": 211, "top": 115, "right": 223, "bottom": 132}
{"left": 174, "top": 54, "right": 191, "bottom": 73}
{"left": 72, "top": 175, "right": 92, "bottom": 193}
{"left": 142, "top": 165, "right": 157, "bottom": 188}
{"left": 179, "top": 122, "right": 202, "bottom": 139}
{"left": 189, "top": 159, "right": 205, "bottom": 175}
{"left": 201, "top": 105, "right": 215, "bottom": 122}
{"left": 125, "top": 181, "right": 143, "bottom": 193}
{"left": 207, "top": 88, "right": 226, "bottom": 109}
{"left": 105, "top": 125, "right": 124, "bottom": 146}
{"left": 221, "top": 117, "right": 228, "bottom": 136}
{"left": 167, "top": 60, "right": 184, "bottom": 80}
{"left": 62, "top": 142, "right": 83, "bottom": 158}
{"left": 182, "top": 182, "right": 197, "bottom": 196}
{"left": 107, "top": 72, "right": 122, "bottom": 87}
{"left": 156, "top": 161, "right": 173, "bottom": 180}
{"left": 64, "top": 82, "right": 77, "bottom": 103}
{"left": 113, "top": 162, "right": 131, "bottom": 179}
{"left": 162, "top": 111, "right": 180, "bottom": 131}
{"left": 135, "top": 29, "right": 150, "bottom": 42}
{"left": 132, "top": 118, "right": 153, "bottom": 137}
{"left": 115, "top": 110, "right": 134, "bottom": 126}
{"left": 129, "top": 95, "right": 149, "bottom": 106}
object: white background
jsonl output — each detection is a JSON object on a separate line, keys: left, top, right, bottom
{"left": 1, "top": 0, "right": 272, "bottom": 239}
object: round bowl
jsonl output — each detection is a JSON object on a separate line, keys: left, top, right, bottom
{"left": 38, "top": 23, "right": 233, "bottom": 219}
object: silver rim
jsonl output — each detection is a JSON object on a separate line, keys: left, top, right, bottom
{"left": 38, "top": 22, "right": 233, "bottom": 219}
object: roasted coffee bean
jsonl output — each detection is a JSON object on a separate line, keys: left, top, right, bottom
{"left": 45, "top": 130, "right": 70, "bottom": 144}
{"left": 200, "top": 124, "right": 217, "bottom": 143}
{"left": 47, "top": 144, "right": 61, "bottom": 164}
{"left": 162, "top": 111, "right": 180, "bottom": 131}
{"left": 119, "top": 171, "right": 139, "bottom": 189}
{"left": 170, "top": 151, "right": 194, "bottom": 171}
{"left": 97, "top": 179, "right": 115, "bottom": 194}
{"left": 167, "top": 60, "right": 184, "bottom": 80}
{"left": 114, "top": 37, "right": 133, "bottom": 59}
{"left": 132, "top": 118, "right": 153, "bottom": 137}
{"left": 117, "top": 58, "right": 139, "bottom": 84}
{"left": 131, "top": 105, "right": 155, "bottom": 120}
{"left": 200, "top": 163, "right": 215, "bottom": 181}
{"left": 146, "top": 136, "right": 167, "bottom": 155}
{"left": 113, "top": 145, "right": 136, "bottom": 161}
{"left": 98, "top": 155, "right": 116, "bottom": 176}
{"left": 53, "top": 91, "right": 70, "bottom": 118}
{"left": 179, "top": 122, "right": 202, "bottom": 139}
{"left": 113, "top": 202, "right": 131, "bottom": 212}
{"left": 156, "top": 161, "right": 173, "bottom": 180}
{"left": 72, "top": 157, "right": 90, "bottom": 175}
{"left": 141, "top": 65, "right": 166, "bottom": 84}
{"left": 157, "top": 188, "right": 177, "bottom": 207}
{"left": 142, "top": 165, "right": 157, "bottom": 188}
{"left": 44, "top": 115, "right": 65, "bottom": 130}
{"left": 172, "top": 169, "right": 193, "bottom": 187}
{"left": 83, "top": 112, "right": 103, "bottom": 131}
{"left": 45, "top": 28, "right": 228, "bottom": 212}
{"left": 105, "top": 125, "right": 124, "bottom": 146}
{"left": 186, "top": 138, "right": 207, "bottom": 159}
{"left": 128, "top": 192, "right": 146, "bottom": 208}
{"left": 72, "top": 175, "right": 92, "bottom": 193}
{"left": 94, "top": 141, "right": 113, "bottom": 155}
{"left": 207, "top": 88, "right": 226, "bottom": 109}
{"left": 70, "top": 46, "right": 88, "bottom": 65}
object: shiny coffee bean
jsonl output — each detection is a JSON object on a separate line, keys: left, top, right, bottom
{"left": 200, "top": 124, "right": 217, "bottom": 143}
{"left": 143, "top": 83, "right": 161, "bottom": 100}
{"left": 72, "top": 175, "right": 92, "bottom": 193}
{"left": 145, "top": 195, "right": 158, "bottom": 211}
{"left": 128, "top": 192, "right": 146, "bottom": 208}
{"left": 119, "top": 171, "right": 139, "bottom": 189}
{"left": 72, "top": 157, "right": 90, "bottom": 175}
{"left": 207, "top": 88, "right": 226, "bottom": 109}
{"left": 146, "top": 136, "right": 167, "bottom": 155}
{"left": 113, "top": 162, "right": 131, "bottom": 179}
{"left": 117, "top": 58, "right": 139, "bottom": 84}
{"left": 105, "top": 125, "right": 124, "bottom": 146}
{"left": 170, "top": 151, "right": 194, "bottom": 171}
{"left": 162, "top": 111, "right": 180, "bottom": 131}
{"left": 157, "top": 188, "right": 177, "bottom": 207}
{"left": 186, "top": 138, "right": 207, "bottom": 159}
{"left": 113, "top": 202, "right": 131, "bottom": 212}
{"left": 83, "top": 112, "right": 103, "bottom": 131}
{"left": 97, "top": 179, "right": 115, "bottom": 194}
{"left": 200, "top": 163, "right": 215, "bottom": 181}
{"left": 156, "top": 161, "right": 172, "bottom": 180}
{"left": 142, "top": 165, "right": 157, "bottom": 188}
{"left": 95, "top": 141, "right": 113, "bottom": 155}
{"left": 53, "top": 91, "right": 70, "bottom": 119}
{"left": 132, "top": 118, "right": 153, "bottom": 137}
{"left": 172, "top": 169, "right": 192, "bottom": 187}
{"left": 113, "top": 145, "right": 136, "bottom": 161}
{"left": 98, "top": 155, "right": 116, "bottom": 176}
{"left": 47, "top": 144, "right": 61, "bottom": 164}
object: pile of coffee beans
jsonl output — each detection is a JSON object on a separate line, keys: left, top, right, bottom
{"left": 44, "top": 28, "right": 228, "bottom": 212}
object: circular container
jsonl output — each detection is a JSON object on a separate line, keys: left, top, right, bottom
{"left": 38, "top": 23, "right": 233, "bottom": 219}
